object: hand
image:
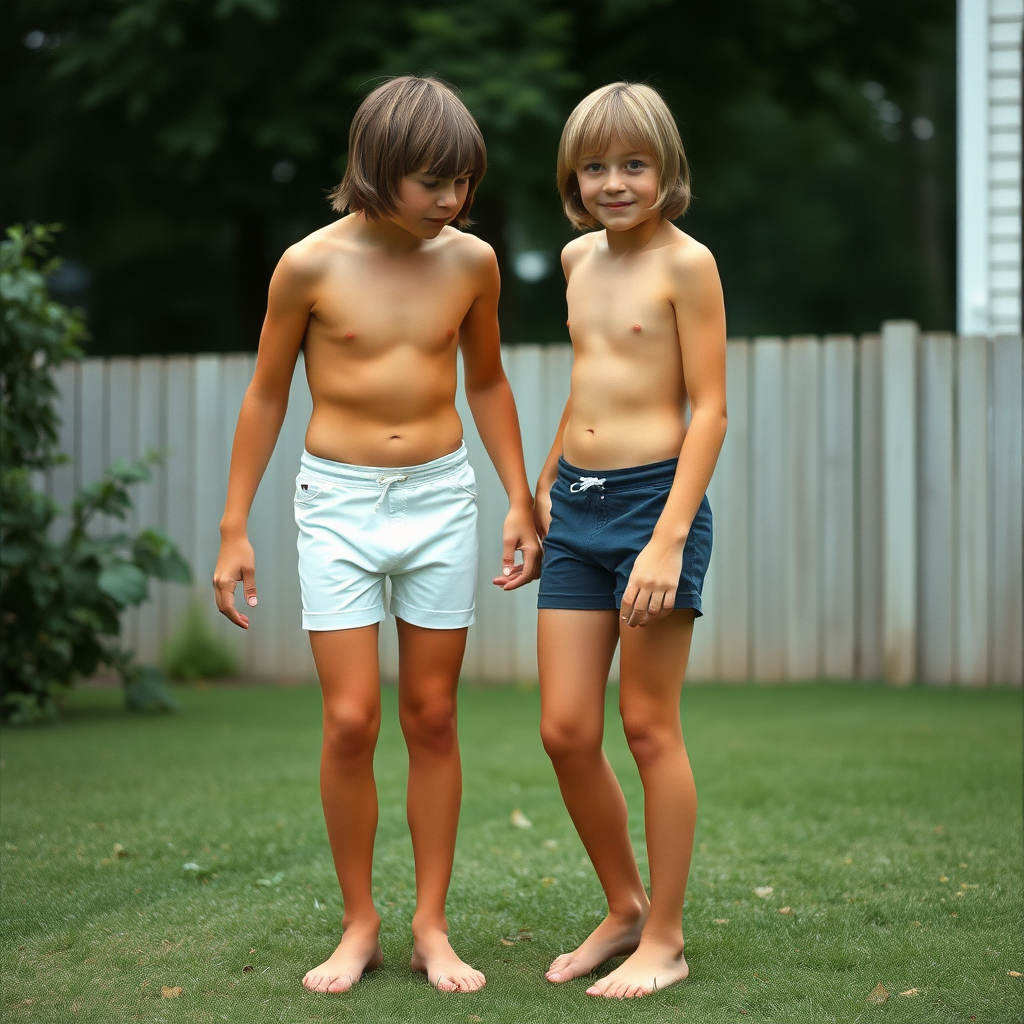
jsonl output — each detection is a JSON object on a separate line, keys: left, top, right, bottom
{"left": 533, "top": 479, "right": 554, "bottom": 540}
{"left": 492, "top": 504, "right": 542, "bottom": 590}
{"left": 620, "top": 533, "right": 684, "bottom": 627}
{"left": 213, "top": 533, "right": 258, "bottom": 629}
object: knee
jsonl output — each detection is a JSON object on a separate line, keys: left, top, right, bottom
{"left": 322, "top": 703, "right": 379, "bottom": 760}
{"left": 621, "top": 716, "right": 678, "bottom": 768}
{"left": 540, "top": 716, "right": 601, "bottom": 764}
{"left": 400, "top": 694, "right": 457, "bottom": 754}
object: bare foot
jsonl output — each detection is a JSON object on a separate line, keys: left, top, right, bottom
{"left": 545, "top": 906, "right": 648, "bottom": 984}
{"left": 585, "top": 937, "right": 688, "bottom": 998}
{"left": 302, "top": 921, "right": 383, "bottom": 994}
{"left": 410, "top": 925, "right": 485, "bottom": 993}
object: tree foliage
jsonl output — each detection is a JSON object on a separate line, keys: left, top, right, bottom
{"left": 1, "top": 1, "right": 955, "bottom": 352}
{"left": 0, "top": 224, "right": 192, "bottom": 723}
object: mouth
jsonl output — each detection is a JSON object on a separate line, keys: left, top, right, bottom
{"left": 601, "top": 201, "right": 633, "bottom": 209}
{"left": 426, "top": 216, "right": 450, "bottom": 225}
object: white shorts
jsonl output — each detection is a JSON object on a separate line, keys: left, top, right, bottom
{"left": 294, "top": 444, "right": 478, "bottom": 632}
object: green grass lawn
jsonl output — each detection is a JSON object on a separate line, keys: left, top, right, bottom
{"left": 1, "top": 682, "right": 1021, "bottom": 1024}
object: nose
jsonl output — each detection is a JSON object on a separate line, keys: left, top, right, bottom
{"left": 604, "top": 171, "right": 626, "bottom": 192}
{"left": 438, "top": 186, "right": 458, "bottom": 208}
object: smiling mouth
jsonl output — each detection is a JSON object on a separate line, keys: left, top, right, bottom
{"left": 602, "top": 202, "right": 633, "bottom": 209}
{"left": 426, "top": 216, "right": 450, "bottom": 224}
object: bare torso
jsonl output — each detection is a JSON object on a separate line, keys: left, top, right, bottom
{"left": 296, "top": 217, "right": 485, "bottom": 467}
{"left": 563, "top": 226, "right": 703, "bottom": 470}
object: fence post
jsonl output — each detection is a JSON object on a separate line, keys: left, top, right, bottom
{"left": 881, "top": 320, "right": 918, "bottom": 684}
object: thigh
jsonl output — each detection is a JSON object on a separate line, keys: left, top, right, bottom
{"left": 309, "top": 624, "right": 383, "bottom": 719}
{"left": 618, "top": 611, "right": 696, "bottom": 724}
{"left": 395, "top": 619, "right": 468, "bottom": 707}
{"left": 538, "top": 609, "right": 620, "bottom": 736}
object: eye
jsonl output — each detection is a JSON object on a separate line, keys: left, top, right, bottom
{"left": 584, "top": 162, "right": 603, "bottom": 173}
{"left": 455, "top": 177, "right": 470, "bottom": 186}
{"left": 420, "top": 179, "right": 440, "bottom": 189}
{"left": 626, "top": 159, "right": 646, "bottom": 171}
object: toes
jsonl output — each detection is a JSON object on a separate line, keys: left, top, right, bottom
{"left": 326, "top": 975, "right": 352, "bottom": 993}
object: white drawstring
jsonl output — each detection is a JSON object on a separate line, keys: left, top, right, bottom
{"left": 373, "top": 473, "right": 408, "bottom": 512}
{"left": 570, "top": 476, "right": 606, "bottom": 493}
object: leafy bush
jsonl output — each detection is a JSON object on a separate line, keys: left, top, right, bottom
{"left": 162, "top": 602, "right": 239, "bottom": 681}
{"left": 0, "top": 224, "right": 192, "bottom": 724}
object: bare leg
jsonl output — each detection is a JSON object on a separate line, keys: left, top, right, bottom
{"left": 302, "top": 625, "right": 385, "bottom": 994}
{"left": 397, "top": 618, "right": 485, "bottom": 993}
{"left": 587, "top": 610, "right": 696, "bottom": 999}
{"left": 538, "top": 609, "right": 650, "bottom": 983}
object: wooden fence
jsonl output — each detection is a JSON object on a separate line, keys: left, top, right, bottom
{"left": 45, "top": 321, "right": 1023, "bottom": 686}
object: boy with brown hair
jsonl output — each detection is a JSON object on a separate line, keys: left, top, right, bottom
{"left": 534, "top": 82, "right": 727, "bottom": 998}
{"left": 214, "top": 76, "right": 540, "bottom": 995}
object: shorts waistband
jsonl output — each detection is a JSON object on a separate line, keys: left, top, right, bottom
{"left": 300, "top": 443, "right": 469, "bottom": 488}
{"left": 557, "top": 455, "right": 678, "bottom": 492}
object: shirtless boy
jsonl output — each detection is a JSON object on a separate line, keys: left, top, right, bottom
{"left": 213, "top": 77, "right": 540, "bottom": 995}
{"left": 534, "top": 83, "right": 727, "bottom": 998}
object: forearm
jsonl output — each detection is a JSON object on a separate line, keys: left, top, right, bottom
{"left": 219, "top": 387, "right": 290, "bottom": 536}
{"left": 465, "top": 378, "right": 533, "bottom": 508}
{"left": 652, "top": 405, "right": 727, "bottom": 547}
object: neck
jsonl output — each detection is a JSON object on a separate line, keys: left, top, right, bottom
{"left": 350, "top": 212, "right": 423, "bottom": 253}
{"left": 603, "top": 213, "right": 664, "bottom": 256}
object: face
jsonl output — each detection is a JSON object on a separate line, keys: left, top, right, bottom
{"left": 575, "top": 135, "right": 661, "bottom": 232}
{"left": 390, "top": 170, "right": 470, "bottom": 238}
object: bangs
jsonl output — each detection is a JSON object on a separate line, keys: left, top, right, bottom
{"left": 568, "top": 92, "right": 658, "bottom": 166}
{"left": 410, "top": 95, "right": 487, "bottom": 181}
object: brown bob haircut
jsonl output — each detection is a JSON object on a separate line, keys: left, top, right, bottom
{"left": 557, "top": 82, "right": 691, "bottom": 230}
{"left": 329, "top": 76, "right": 487, "bottom": 228}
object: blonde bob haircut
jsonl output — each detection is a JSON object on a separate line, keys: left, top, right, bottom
{"left": 557, "top": 82, "right": 691, "bottom": 230}
{"left": 329, "top": 76, "right": 486, "bottom": 228}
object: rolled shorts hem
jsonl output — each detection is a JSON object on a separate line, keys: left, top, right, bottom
{"left": 390, "top": 598, "right": 475, "bottom": 630}
{"left": 303, "top": 608, "right": 386, "bottom": 632}
{"left": 538, "top": 590, "right": 704, "bottom": 616}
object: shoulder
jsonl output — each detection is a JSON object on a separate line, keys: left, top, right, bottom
{"left": 273, "top": 222, "right": 341, "bottom": 286}
{"left": 560, "top": 231, "right": 601, "bottom": 278}
{"left": 444, "top": 229, "right": 499, "bottom": 292}
{"left": 661, "top": 229, "right": 720, "bottom": 290}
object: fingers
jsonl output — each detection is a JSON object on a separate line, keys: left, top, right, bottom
{"left": 500, "top": 532, "right": 516, "bottom": 581}
{"left": 241, "top": 564, "right": 258, "bottom": 607}
{"left": 621, "top": 582, "right": 676, "bottom": 627}
{"left": 213, "top": 568, "right": 253, "bottom": 629}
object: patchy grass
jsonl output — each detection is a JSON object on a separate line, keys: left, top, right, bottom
{"left": 1, "top": 682, "right": 1021, "bottom": 1024}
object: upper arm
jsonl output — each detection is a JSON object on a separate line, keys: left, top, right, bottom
{"left": 458, "top": 240, "right": 504, "bottom": 392}
{"left": 560, "top": 234, "right": 590, "bottom": 283}
{"left": 670, "top": 244, "right": 727, "bottom": 415}
{"left": 249, "top": 246, "right": 318, "bottom": 400}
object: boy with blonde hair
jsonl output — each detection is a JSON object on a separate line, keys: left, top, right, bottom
{"left": 214, "top": 76, "right": 540, "bottom": 995}
{"left": 535, "top": 82, "right": 727, "bottom": 998}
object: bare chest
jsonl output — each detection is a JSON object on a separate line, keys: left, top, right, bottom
{"left": 566, "top": 259, "right": 677, "bottom": 355}
{"left": 310, "top": 255, "right": 475, "bottom": 356}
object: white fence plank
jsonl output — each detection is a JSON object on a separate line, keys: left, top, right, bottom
{"left": 955, "top": 336, "right": 991, "bottom": 685}
{"left": 821, "top": 336, "right": 857, "bottom": 679}
{"left": 881, "top": 320, "right": 918, "bottom": 684}
{"left": 717, "top": 340, "right": 750, "bottom": 681}
{"left": 857, "top": 334, "right": 883, "bottom": 680}
{"left": 163, "top": 357, "right": 195, "bottom": 656}
{"left": 991, "top": 335, "right": 1024, "bottom": 684}
{"left": 785, "top": 337, "right": 820, "bottom": 680}
{"left": 135, "top": 358, "right": 166, "bottom": 665}
{"left": 48, "top": 362, "right": 78, "bottom": 521}
{"left": 751, "top": 338, "right": 787, "bottom": 680}
{"left": 917, "top": 333, "right": 955, "bottom": 684}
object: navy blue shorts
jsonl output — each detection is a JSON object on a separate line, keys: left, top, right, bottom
{"left": 538, "top": 456, "right": 713, "bottom": 615}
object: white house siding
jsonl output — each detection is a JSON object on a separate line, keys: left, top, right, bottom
{"left": 959, "top": 0, "right": 1023, "bottom": 335}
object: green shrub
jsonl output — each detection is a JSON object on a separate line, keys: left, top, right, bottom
{"left": 162, "top": 602, "right": 239, "bottom": 681}
{"left": 0, "top": 224, "right": 192, "bottom": 723}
